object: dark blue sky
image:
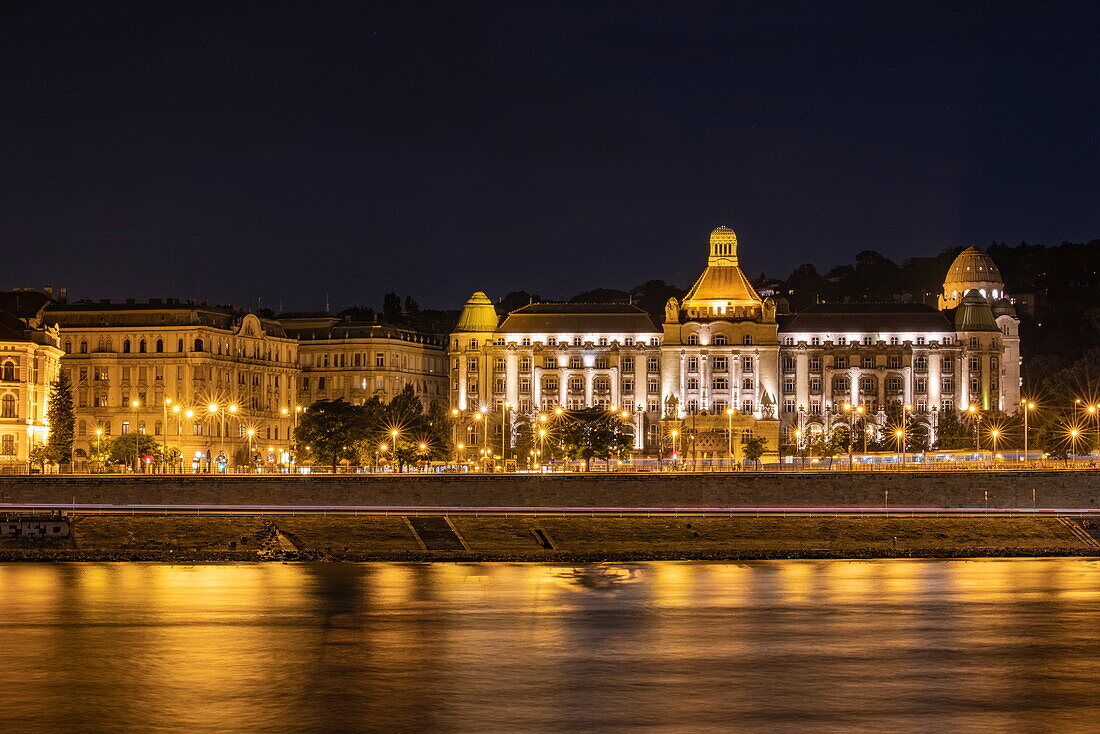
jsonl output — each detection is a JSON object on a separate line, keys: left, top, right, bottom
{"left": 3, "top": 1, "right": 1098, "bottom": 311}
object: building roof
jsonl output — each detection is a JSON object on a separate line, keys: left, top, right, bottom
{"left": 954, "top": 290, "right": 1000, "bottom": 332}
{"left": 944, "top": 246, "right": 1003, "bottom": 286}
{"left": 0, "top": 290, "right": 51, "bottom": 320}
{"left": 454, "top": 291, "right": 499, "bottom": 332}
{"left": 681, "top": 227, "right": 761, "bottom": 308}
{"left": 778, "top": 302, "right": 954, "bottom": 334}
{"left": 498, "top": 302, "right": 658, "bottom": 334}
{"left": 47, "top": 300, "right": 289, "bottom": 338}
{"left": 283, "top": 320, "right": 444, "bottom": 347}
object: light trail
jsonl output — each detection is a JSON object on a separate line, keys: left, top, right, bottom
{"left": 3, "top": 502, "right": 1100, "bottom": 517}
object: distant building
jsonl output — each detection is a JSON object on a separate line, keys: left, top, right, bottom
{"left": 451, "top": 229, "right": 1022, "bottom": 459}
{"left": 280, "top": 313, "right": 448, "bottom": 409}
{"left": 48, "top": 299, "right": 299, "bottom": 470}
{"left": 0, "top": 291, "right": 64, "bottom": 469}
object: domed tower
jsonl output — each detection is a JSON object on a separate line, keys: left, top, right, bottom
{"left": 449, "top": 292, "right": 498, "bottom": 410}
{"left": 938, "top": 246, "right": 1006, "bottom": 309}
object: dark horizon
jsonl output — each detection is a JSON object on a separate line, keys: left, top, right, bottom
{"left": 3, "top": 2, "right": 1098, "bottom": 312}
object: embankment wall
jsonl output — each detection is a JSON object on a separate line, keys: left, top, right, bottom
{"left": 1, "top": 470, "right": 1099, "bottom": 509}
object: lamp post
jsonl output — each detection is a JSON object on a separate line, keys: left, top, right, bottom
{"left": 162, "top": 398, "right": 172, "bottom": 473}
{"left": 1022, "top": 400, "right": 1035, "bottom": 462}
{"left": 1089, "top": 404, "right": 1099, "bottom": 456}
{"left": 171, "top": 404, "right": 182, "bottom": 473}
{"left": 246, "top": 428, "right": 255, "bottom": 470}
{"left": 857, "top": 405, "right": 867, "bottom": 456}
{"left": 990, "top": 428, "right": 1001, "bottom": 461}
{"left": 207, "top": 403, "right": 221, "bottom": 473}
{"left": 473, "top": 411, "right": 484, "bottom": 468}
{"left": 967, "top": 404, "right": 981, "bottom": 459}
{"left": 793, "top": 428, "right": 803, "bottom": 467}
{"left": 538, "top": 427, "right": 548, "bottom": 470}
{"left": 451, "top": 408, "right": 460, "bottom": 464}
{"left": 227, "top": 404, "right": 239, "bottom": 470}
{"left": 1069, "top": 428, "right": 1081, "bottom": 462}
{"left": 842, "top": 402, "right": 853, "bottom": 470}
{"left": 501, "top": 401, "right": 511, "bottom": 467}
{"left": 903, "top": 403, "right": 913, "bottom": 457}
{"left": 725, "top": 407, "right": 735, "bottom": 469}
{"left": 184, "top": 409, "right": 194, "bottom": 471}
{"left": 390, "top": 428, "right": 400, "bottom": 472}
{"left": 130, "top": 400, "right": 141, "bottom": 472}
{"left": 671, "top": 429, "right": 679, "bottom": 467}
{"left": 95, "top": 428, "right": 103, "bottom": 471}
{"left": 894, "top": 428, "right": 906, "bottom": 467}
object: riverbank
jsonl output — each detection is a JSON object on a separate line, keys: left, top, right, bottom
{"left": 2, "top": 514, "right": 1098, "bottom": 562}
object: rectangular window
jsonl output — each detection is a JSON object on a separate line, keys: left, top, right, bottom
{"left": 809, "top": 358, "right": 821, "bottom": 372}
{"left": 375, "top": 353, "right": 385, "bottom": 367}
{"left": 621, "top": 357, "right": 634, "bottom": 371}
{"left": 712, "top": 357, "right": 728, "bottom": 371}
{"left": 647, "top": 357, "right": 659, "bottom": 372}
{"left": 863, "top": 336, "right": 873, "bottom": 346}
{"left": 887, "top": 356, "right": 900, "bottom": 369}
{"left": 741, "top": 357, "right": 753, "bottom": 373}
{"left": 810, "top": 401, "right": 821, "bottom": 415}
{"left": 784, "top": 379, "right": 795, "bottom": 393}
{"left": 835, "top": 356, "right": 848, "bottom": 369}
{"left": 647, "top": 380, "right": 659, "bottom": 394}
{"left": 621, "top": 378, "right": 634, "bottom": 392}
{"left": 810, "top": 377, "right": 822, "bottom": 393}
{"left": 783, "top": 399, "right": 795, "bottom": 413}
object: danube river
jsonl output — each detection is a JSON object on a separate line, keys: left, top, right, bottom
{"left": 2, "top": 559, "right": 1100, "bottom": 732}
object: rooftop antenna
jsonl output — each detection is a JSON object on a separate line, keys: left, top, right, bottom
{"left": 324, "top": 293, "right": 330, "bottom": 313}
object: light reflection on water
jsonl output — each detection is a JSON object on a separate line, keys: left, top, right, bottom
{"left": 2, "top": 559, "right": 1100, "bottom": 733}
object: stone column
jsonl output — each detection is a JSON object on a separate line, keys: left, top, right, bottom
{"left": 505, "top": 350, "right": 519, "bottom": 408}
{"left": 584, "top": 368, "right": 594, "bottom": 407}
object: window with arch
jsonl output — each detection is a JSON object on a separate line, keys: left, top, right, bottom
{"left": 1, "top": 395, "right": 15, "bottom": 418}
{"left": 542, "top": 376, "right": 559, "bottom": 392}
{"left": 593, "top": 376, "right": 610, "bottom": 392}
{"left": 1, "top": 361, "right": 14, "bottom": 382}
{"left": 859, "top": 377, "right": 876, "bottom": 393}
{"left": 123, "top": 339, "right": 131, "bottom": 353}
{"left": 156, "top": 339, "right": 163, "bottom": 353}
{"left": 742, "top": 334, "right": 753, "bottom": 345}
{"left": 139, "top": 339, "right": 147, "bottom": 353}
{"left": 568, "top": 377, "right": 584, "bottom": 393}
{"left": 79, "top": 341, "right": 88, "bottom": 354}
{"left": 78, "top": 420, "right": 87, "bottom": 437}
{"left": 177, "top": 339, "right": 184, "bottom": 352}
{"left": 194, "top": 338, "right": 204, "bottom": 352}
{"left": 63, "top": 340, "right": 72, "bottom": 353}
{"left": 886, "top": 376, "right": 903, "bottom": 392}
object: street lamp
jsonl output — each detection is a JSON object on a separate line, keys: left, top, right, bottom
{"left": 967, "top": 404, "right": 981, "bottom": 458}
{"left": 1089, "top": 404, "right": 1099, "bottom": 456}
{"left": 990, "top": 428, "right": 1001, "bottom": 461}
{"left": 725, "top": 407, "right": 735, "bottom": 469}
{"left": 162, "top": 398, "right": 172, "bottom": 473}
{"left": 1022, "top": 400, "right": 1036, "bottom": 462}
{"left": 502, "top": 401, "right": 511, "bottom": 467}
{"left": 246, "top": 428, "right": 256, "bottom": 470}
{"left": 894, "top": 428, "right": 906, "bottom": 467}
{"left": 856, "top": 405, "right": 867, "bottom": 455}
{"left": 130, "top": 399, "right": 141, "bottom": 472}
{"left": 842, "top": 403, "right": 854, "bottom": 470}
{"left": 95, "top": 427, "right": 103, "bottom": 470}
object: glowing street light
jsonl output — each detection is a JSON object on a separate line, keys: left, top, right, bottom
{"left": 1022, "top": 400, "right": 1036, "bottom": 461}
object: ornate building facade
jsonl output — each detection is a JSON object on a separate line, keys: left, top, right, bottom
{"left": 0, "top": 291, "right": 64, "bottom": 469}
{"left": 450, "top": 228, "right": 1023, "bottom": 460}
{"left": 281, "top": 313, "right": 448, "bottom": 409}
{"left": 48, "top": 299, "right": 299, "bottom": 470}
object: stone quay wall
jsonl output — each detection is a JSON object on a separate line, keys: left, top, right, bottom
{"left": 1, "top": 470, "right": 1099, "bottom": 510}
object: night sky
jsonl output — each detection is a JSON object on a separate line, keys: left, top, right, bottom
{"left": 3, "top": 2, "right": 1098, "bottom": 312}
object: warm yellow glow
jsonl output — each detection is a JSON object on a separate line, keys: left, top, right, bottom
{"left": 391, "top": 429, "right": 399, "bottom": 438}
{"left": 95, "top": 428, "right": 103, "bottom": 436}
{"left": 554, "top": 407, "right": 563, "bottom": 415}
{"left": 418, "top": 443, "right": 427, "bottom": 450}
{"left": 904, "top": 403, "right": 913, "bottom": 411}
{"left": 380, "top": 443, "right": 387, "bottom": 451}
{"left": 172, "top": 405, "right": 181, "bottom": 414}
{"left": 538, "top": 414, "right": 547, "bottom": 422}
{"left": 621, "top": 410, "right": 631, "bottom": 419}
{"left": 856, "top": 406, "right": 865, "bottom": 414}
{"left": 842, "top": 402, "right": 851, "bottom": 411}
{"left": 725, "top": 407, "right": 734, "bottom": 415}
{"left": 451, "top": 409, "right": 459, "bottom": 416}
{"left": 185, "top": 410, "right": 194, "bottom": 418}
{"left": 281, "top": 408, "right": 288, "bottom": 415}
{"left": 229, "top": 404, "right": 238, "bottom": 413}
{"left": 538, "top": 429, "right": 547, "bottom": 437}
{"left": 894, "top": 429, "right": 904, "bottom": 438}
{"left": 474, "top": 412, "right": 483, "bottom": 420}
{"left": 246, "top": 428, "right": 255, "bottom": 437}
{"left": 131, "top": 400, "right": 140, "bottom": 408}
{"left": 208, "top": 403, "right": 218, "bottom": 413}
{"left": 457, "top": 443, "right": 464, "bottom": 449}
{"left": 967, "top": 404, "right": 978, "bottom": 414}
{"left": 165, "top": 398, "right": 172, "bottom": 405}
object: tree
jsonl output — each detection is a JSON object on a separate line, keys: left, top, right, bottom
{"left": 742, "top": 435, "right": 767, "bottom": 469}
{"left": 382, "top": 292, "right": 402, "bottom": 322}
{"left": 809, "top": 429, "right": 844, "bottom": 466}
{"left": 403, "top": 296, "right": 420, "bottom": 315}
{"left": 107, "top": 433, "right": 162, "bottom": 470}
{"left": 46, "top": 372, "right": 75, "bottom": 467}
{"left": 28, "top": 444, "right": 52, "bottom": 472}
{"left": 558, "top": 408, "right": 633, "bottom": 471}
{"left": 294, "top": 399, "right": 372, "bottom": 470}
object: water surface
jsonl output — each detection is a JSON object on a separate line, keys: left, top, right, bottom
{"left": 2, "top": 559, "right": 1099, "bottom": 732}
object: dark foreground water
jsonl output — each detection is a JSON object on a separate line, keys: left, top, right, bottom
{"left": 3, "top": 560, "right": 1100, "bottom": 733}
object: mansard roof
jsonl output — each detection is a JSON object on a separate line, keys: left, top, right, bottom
{"left": 498, "top": 302, "right": 659, "bottom": 334}
{"left": 47, "top": 300, "right": 289, "bottom": 337}
{"left": 778, "top": 302, "right": 955, "bottom": 334}
{"left": 283, "top": 320, "right": 445, "bottom": 347}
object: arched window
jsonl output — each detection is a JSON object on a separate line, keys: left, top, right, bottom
{"left": 122, "top": 339, "right": 131, "bottom": 353}
{"left": 194, "top": 338, "right": 204, "bottom": 352}
{"left": 177, "top": 339, "right": 184, "bottom": 353}
{"left": 78, "top": 420, "right": 87, "bottom": 437}
{"left": 139, "top": 339, "right": 147, "bottom": 353}
{"left": 154, "top": 420, "right": 162, "bottom": 436}
{"left": 1, "top": 395, "right": 16, "bottom": 418}
{"left": 105, "top": 338, "right": 112, "bottom": 352}
{"left": 79, "top": 341, "right": 88, "bottom": 354}
{"left": 713, "top": 334, "right": 728, "bottom": 346}
{"left": 742, "top": 335, "right": 753, "bottom": 345}
{"left": 156, "top": 339, "right": 164, "bottom": 353}
{"left": 63, "top": 340, "right": 72, "bottom": 353}
{"left": 1, "top": 362, "right": 14, "bottom": 382}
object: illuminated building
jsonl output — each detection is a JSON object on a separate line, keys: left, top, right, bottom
{"left": 47, "top": 299, "right": 299, "bottom": 470}
{"left": 0, "top": 291, "right": 64, "bottom": 469}
{"left": 451, "top": 230, "right": 1022, "bottom": 458}
{"left": 280, "top": 313, "right": 447, "bottom": 408}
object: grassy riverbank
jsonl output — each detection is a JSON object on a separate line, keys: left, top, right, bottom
{"left": 2, "top": 514, "right": 1098, "bottom": 561}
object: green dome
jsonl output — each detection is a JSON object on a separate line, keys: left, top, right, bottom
{"left": 454, "top": 291, "right": 498, "bottom": 332}
{"left": 954, "top": 290, "right": 999, "bottom": 332}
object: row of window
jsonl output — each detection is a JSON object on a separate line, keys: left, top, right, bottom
{"left": 684, "top": 334, "right": 753, "bottom": 346}
{"left": 74, "top": 420, "right": 283, "bottom": 440}
{"left": 463, "top": 356, "right": 664, "bottom": 373}
{"left": 460, "top": 336, "right": 662, "bottom": 349}
{"left": 303, "top": 351, "right": 443, "bottom": 371}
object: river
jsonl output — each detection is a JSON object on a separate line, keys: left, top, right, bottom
{"left": 2, "top": 559, "right": 1099, "bottom": 732}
